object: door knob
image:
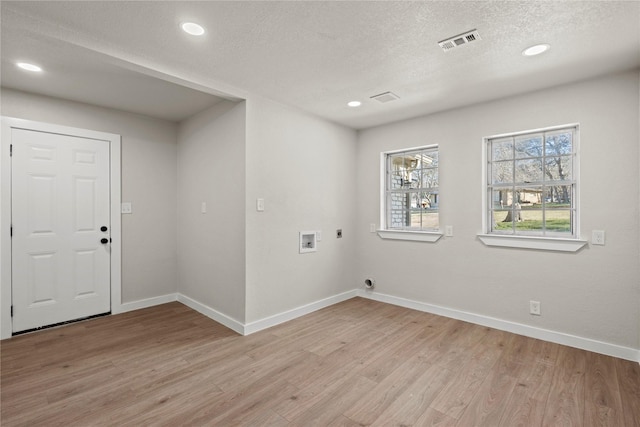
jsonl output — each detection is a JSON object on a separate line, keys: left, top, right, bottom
{"left": 100, "top": 238, "right": 109, "bottom": 244}
{"left": 101, "top": 226, "right": 108, "bottom": 232}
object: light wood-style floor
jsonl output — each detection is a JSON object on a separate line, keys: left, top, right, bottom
{"left": 1, "top": 298, "right": 639, "bottom": 426}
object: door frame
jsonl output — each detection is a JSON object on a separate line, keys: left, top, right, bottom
{"left": 1, "top": 117, "right": 122, "bottom": 339}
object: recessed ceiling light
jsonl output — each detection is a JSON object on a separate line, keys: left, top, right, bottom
{"left": 16, "top": 62, "right": 43, "bottom": 72}
{"left": 522, "top": 44, "right": 550, "bottom": 56}
{"left": 181, "top": 22, "right": 205, "bottom": 36}
{"left": 347, "top": 101, "right": 362, "bottom": 107}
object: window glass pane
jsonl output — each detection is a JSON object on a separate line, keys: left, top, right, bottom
{"left": 515, "top": 158, "right": 543, "bottom": 183}
{"left": 492, "top": 138, "right": 513, "bottom": 161}
{"left": 417, "top": 151, "right": 438, "bottom": 168}
{"left": 491, "top": 210, "right": 514, "bottom": 232}
{"left": 515, "top": 134, "right": 543, "bottom": 159}
{"left": 515, "top": 208, "right": 543, "bottom": 233}
{"left": 544, "top": 210, "right": 572, "bottom": 233}
{"left": 390, "top": 172, "right": 404, "bottom": 189}
{"left": 417, "top": 191, "right": 438, "bottom": 209}
{"left": 545, "top": 131, "right": 573, "bottom": 156}
{"left": 515, "top": 186, "right": 543, "bottom": 207}
{"left": 389, "top": 210, "right": 410, "bottom": 228}
{"left": 492, "top": 160, "right": 513, "bottom": 184}
{"left": 544, "top": 185, "right": 572, "bottom": 206}
{"left": 421, "top": 168, "right": 438, "bottom": 189}
{"left": 544, "top": 155, "right": 572, "bottom": 181}
{"left": 389, "top": 154, "right": 405, "bottom": 172}
{"left": 416, "top": 211, "right": 439, "bottom": 229}
{"left": 491, "top": 189, "right": 513, "bottom": 209}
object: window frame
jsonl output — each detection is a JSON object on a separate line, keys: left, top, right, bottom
{"left": 378, "top": 144, "right": 442, "bottom": 242}
{"left": 479, "top": 123, "right": 587, "bottom": 252}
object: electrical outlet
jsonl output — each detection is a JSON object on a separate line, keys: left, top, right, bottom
{"left": 445, "top": 225, "right": 453, "bottom": 237}
{"left": 370, "top": 223, "right": 376, "bottom": 233}
{"left": 592, "top": 230, "right": 605, "bottom": 246}
{"left": 529, "top": 300, "right": 541, "bottom": 316}
{"left": 336, "top": 229, "right": 343, "bottom": 238}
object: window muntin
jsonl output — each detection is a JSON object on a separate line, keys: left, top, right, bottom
{"left": 486, "top": 126, "right": 577, "bottom": 237}
{"left": 385, "top": 146, "right": 439, "bottom": 231}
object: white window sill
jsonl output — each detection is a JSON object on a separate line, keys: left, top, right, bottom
{"left": 377, "top": 230, "right": 443, "bottom": 243}
{"left": 477, "top": 234, "right": 588, "bottom": 252}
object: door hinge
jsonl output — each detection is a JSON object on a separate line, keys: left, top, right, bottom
{"left": 10, "top": 144, "right": 12, "bottom": 157}
{"left": 10, "top": 305, "right": 13, "bottom": 317}
{"left": 10, "top": 225, "right": 12, "bottom": 238}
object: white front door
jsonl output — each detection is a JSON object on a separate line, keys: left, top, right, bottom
{"left": 11, "top": 128, "right": 111, "bottom": 332}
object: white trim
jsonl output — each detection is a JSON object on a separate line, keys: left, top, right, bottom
{"left": 0, "top": 117, "right": 121, "bottom": 339}
{"left": 357, "top": 289, "right": 639, "bottom": 362}
{"left": 485, "top": 122, "right": 581, "bottom": 140}
{"left": 477, "top": 234, "right": 588, "bottom": 252}
{"left": 177, "top": 293, "right": 245, "bottom": 335}
{"left": 377, "top": 229, "right": 443, "bottom": 242}
{"left": 481, "top": 124, "right": 582, "bottom": 251}
{"left": 379, "top": 145, "right": 440, "bottom": 233}
{"left": 383, "top": 143, "right": 439, "bottom": 155}
{"left": 244, "top": 289, "right": 358, "bottom": 335}
{"left": 119, "top": 293, "right": 177, "bottom": 313}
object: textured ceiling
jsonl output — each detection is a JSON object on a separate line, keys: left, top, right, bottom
{"left": 2, "top": 1, "right": 639, "bottom": 129}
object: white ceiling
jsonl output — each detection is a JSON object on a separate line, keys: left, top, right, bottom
{"left": 2, "top": 1, "right": 639, "bottom": 129}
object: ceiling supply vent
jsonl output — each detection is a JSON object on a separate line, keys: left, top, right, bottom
{"left": 438, "top": 29, "right": 481, "bottom": 52}
{"left": 370, "top": 91, "right": 400, "bottom": 103}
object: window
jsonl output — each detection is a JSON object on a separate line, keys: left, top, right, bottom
{"left": 485, "top": 125, "right": 578, "bottom": 238}
{"left": 381, "top": 145, "right": 439, "bottom": 238}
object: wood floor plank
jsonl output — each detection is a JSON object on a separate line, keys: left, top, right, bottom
{"left": 615, "top": 357, "right": 640, "bottom": 427}
{"left": 342, "top": 352, "right": 434, "bottom": 425}
{"left": 369, "top": 359, "right": 455, "bottom": 427}
{"left": 583, "top": 352, "right": 624, "bottom": 427}
{"left": 429, "top": 327, "right": 507, "bottom": 419}
{"left": 542, "top": 345, "right": 586, "bottom": 426}
{"left": 497, "top": 339, "right": 558, "bottom": 427}
{"left": 1, "top": 297, "right": 636, "bottom": 427}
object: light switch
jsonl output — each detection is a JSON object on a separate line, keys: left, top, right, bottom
{"left": 256, "top": 198, "right": 265, "bottom": 212}
{"left": 201, "top": 202, "right": 207, "bottom": 214}
{"left": 445, "top": 225, "right": 453, "bottom": 237}
{"left": 121, "top": 202, "right": 132, "bottom": 214}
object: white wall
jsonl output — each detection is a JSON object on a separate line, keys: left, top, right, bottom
{"left": 177, "top": 101, "right": 247, "bottom": 322}
{"left": 245, "top": 96, "right": 357, "bottom": 323}
{"left": 1, "top": 88, "right": 178, "bottom": 303}
{"left": 355, "top": 70, "right": 640, "bottom": 351}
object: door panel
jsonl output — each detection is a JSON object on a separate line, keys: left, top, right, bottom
{"left": 12, "top": 128, "right": 111, "bottom": 332}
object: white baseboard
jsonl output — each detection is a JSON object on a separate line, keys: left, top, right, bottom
{"left": 117, "top": 293, "right": 177, "bottom": 314}
{"left": 110, "top": 289, "right": 639, "bottom": 363}
{"left": 244, "top": 289, "right": 358, "bottom": 335}
{"left": 357, "top": 289, "right": 640, "bottom": 363}
{"left": 176, "top": 293, "right": 245, "bottom": 335}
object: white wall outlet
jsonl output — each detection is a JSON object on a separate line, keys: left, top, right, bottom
{"left": 592, "top": 230, "right": 605, "bottom": 246}
{"left": 445, "top": 225, "right": 453, "bottom": 237}
{"left": 529, "top": 300, "right": 541, "bottom": 316}
{"left": 316, "top": 230, "right": 322, "bottom": 241}
{"left": 256, "top": 198, "right": 265, "bottom": 212}
{"left": 121, "top": 202, "right": 132, "bottom": 214}
{"left": 201, "top": 202, "right": 207, "bottom": 214}
{"left": 370, "top": 223, "right": 376, "bottom": 233}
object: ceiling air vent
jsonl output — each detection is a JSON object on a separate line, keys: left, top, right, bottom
{"left": 438, "top": 29, "right": 481, "bottom": 52}
{"left": 370, "top": 91, "right": 400, "bottom": 103}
